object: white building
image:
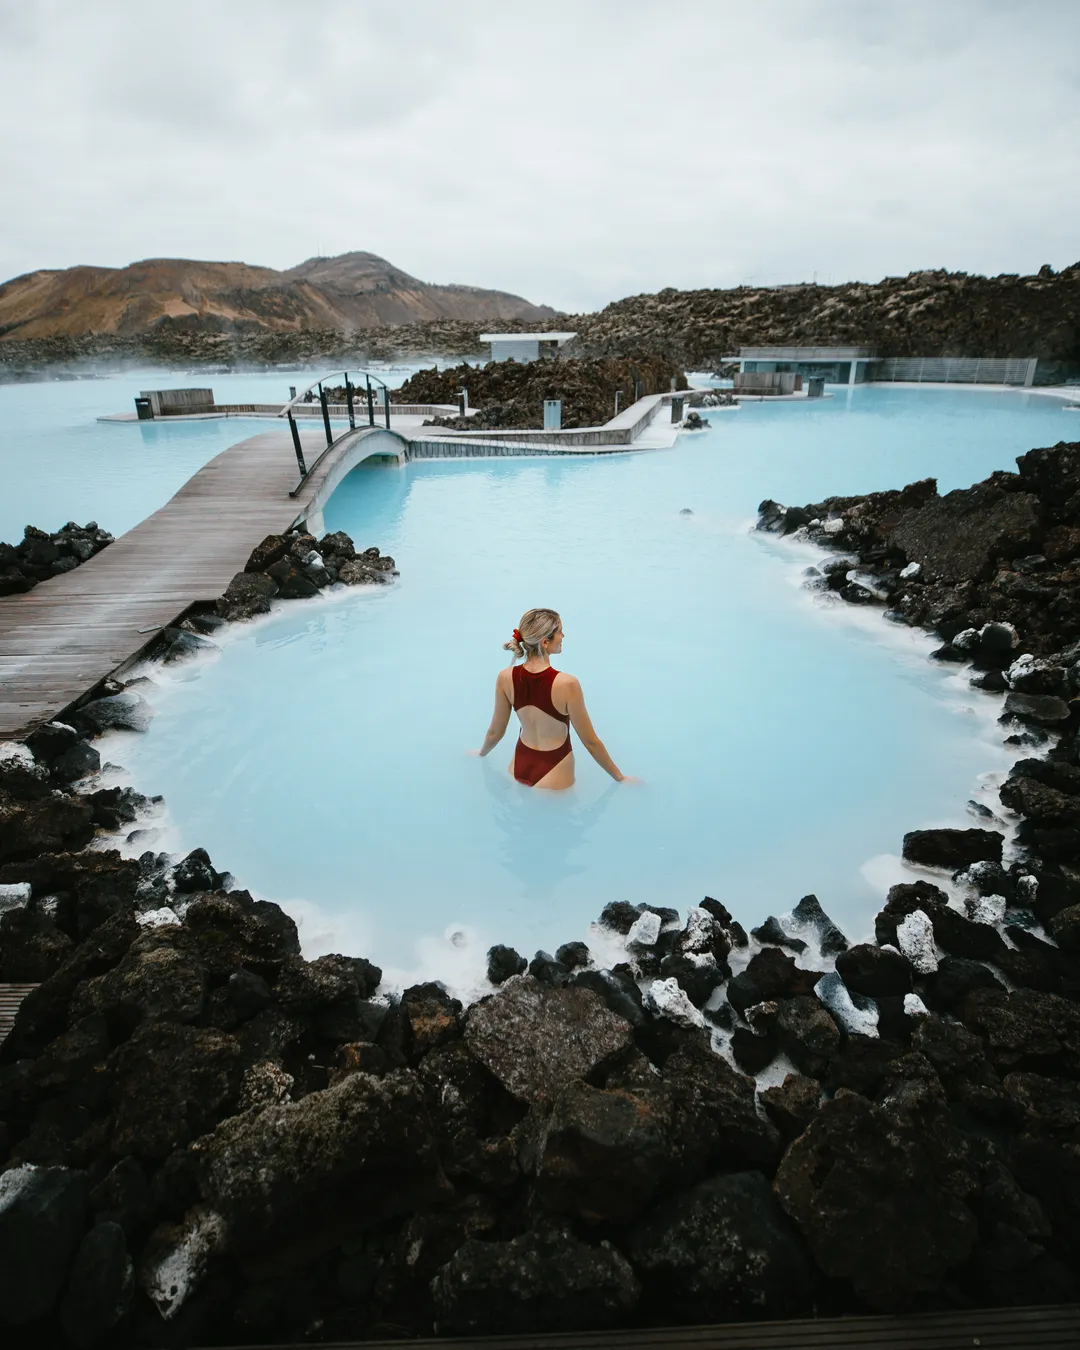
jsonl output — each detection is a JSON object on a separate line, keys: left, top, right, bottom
{"left": 480, "top": 331, "right": 578, "bottom": 363}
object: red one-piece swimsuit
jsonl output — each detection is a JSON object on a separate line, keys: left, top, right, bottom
{"left": 511, "top": 664, "right": 572, "bottom": 786}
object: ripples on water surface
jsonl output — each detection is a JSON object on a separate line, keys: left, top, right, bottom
{"left": 70, "top": 385, "right": 1078, "bottom": 985}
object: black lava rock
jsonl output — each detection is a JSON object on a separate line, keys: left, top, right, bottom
{"left": 486, "top": 944, "right": 527, "bottom": 984}
{"left": 835, "top": 944, "right": 913, "bottom": 999}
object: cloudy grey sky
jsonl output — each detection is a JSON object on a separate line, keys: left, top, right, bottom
{"left": 1, "top": 0, "right": 1078, "bottom": 312}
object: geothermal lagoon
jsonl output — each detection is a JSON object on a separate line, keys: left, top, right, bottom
{"left": 68, "top": 382, "right": 1076, "bottom": 987}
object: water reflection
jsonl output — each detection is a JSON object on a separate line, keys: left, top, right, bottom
{"left": 479, "top": 754, "right": 621, "bottom": 902}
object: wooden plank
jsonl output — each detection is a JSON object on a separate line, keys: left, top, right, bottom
{"left": 206, "top": 1305, "right": 1080, "bottom": 1350}
{"left": 0, "top": 983, "right": 38, "bottom": 1044}
{"left": 0, "top": 424, "right": 335, "bottom": 738}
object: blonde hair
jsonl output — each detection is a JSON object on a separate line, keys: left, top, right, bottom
{"left": 504, "top": 607, "right": 561, "bottom": 662}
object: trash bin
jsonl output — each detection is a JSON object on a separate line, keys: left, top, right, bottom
{"left": 670, "top": 396, "right": 685, "bottom": 424}
{"left": 807, "top": 377, "right": 825, "bottom": 399}
{"left": 134, "top": 397, "right": 153, "bottom": 420}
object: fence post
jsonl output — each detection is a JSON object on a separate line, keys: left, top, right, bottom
{"left": 345, "top": 373, "right": 356, "bottom": 430}
{"left": 318, "top": 384, "right": 333, "bottom": 446}
{"left": 366, "top": 376, "right": 375, "bottom": 426}
{"left": 383, "top": 385, "right": 391, "bottom": 430}
{"left": 288, "top": 411, "right": 308, "bottom": 478}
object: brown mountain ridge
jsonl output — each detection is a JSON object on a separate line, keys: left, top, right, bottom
{"left": 0, "top": 251, "right": 556, "bottom": 341}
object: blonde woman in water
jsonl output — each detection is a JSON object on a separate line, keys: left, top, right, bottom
{"left": 473, "top": 607, "right": 638, "bottom": 789}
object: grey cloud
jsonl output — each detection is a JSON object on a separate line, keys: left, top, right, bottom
{"left": 1, "top": 0, "right": 1078, "bottom": 312}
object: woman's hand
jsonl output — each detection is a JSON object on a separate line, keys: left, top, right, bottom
{"left": 619, "top": 774, "right": 644, "bottom": 785}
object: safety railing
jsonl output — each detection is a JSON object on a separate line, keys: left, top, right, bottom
{"left": 281, "top": 370, "right": 394, "bottom": 478}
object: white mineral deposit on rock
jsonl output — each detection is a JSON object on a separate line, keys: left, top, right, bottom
{"left": 0, "top": 740, "right": 36, "bottom": 768}
{"left": 896, "top": 909, "right": 939, "bottom": 974}
{"left": 141, "top": 1207, "right": 227, "bottom": 1320}
{"left": 899, "top": 561, "right": 921, "bottom": 579}
{"left": 627, "top": 911, "right": 661, "bottom": 947}
{"left": 137, "top": 906, "right": 180, "bottom": 928}
{"left": 679, "top": 907, "right": 719, "bottom": 954}
{"left": 903, "top": 993, "right": 929, "bottom": 1016}
{"left": 643, "top": 976, "right": 706, "bottom": 1028}
{"left": 0, "top": 881, "right": 32, "bottom": 911}
{"left": 0, "top": 1162, "right": 40, "bottom": 1211}
{"left": 964, "top": 894, "right": 1007, "bottom": 926}
{"left": 1005, "top": 652, "right": 1036, "bottom": 681}
{"left": 814, "top": 972, "right": 879, "bottom": 1037}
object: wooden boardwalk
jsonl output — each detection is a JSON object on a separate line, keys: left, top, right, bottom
{"left": 0, "top": 983, "right": 38, "bottom": 1043}
{"left": 208, "top": 1304, "right": 1080, "bottom": 1350}
{"left": 0, "top": 424, "right": 334, "bottom": 739}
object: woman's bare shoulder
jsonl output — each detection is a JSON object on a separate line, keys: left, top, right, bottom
{"left": 553, "top": 669, "right": 581, "bottom": 692}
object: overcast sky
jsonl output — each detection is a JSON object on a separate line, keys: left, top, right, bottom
{"left": 1, "top": 0, "right": 1078, "bottom": 313}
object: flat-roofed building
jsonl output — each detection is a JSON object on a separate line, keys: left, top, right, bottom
{"left": 730, "top": 347, "right": 1039, "bottom": 387}
{"left": 480, "top": 331, "right": 578, "bottom": 363}
{"left": 733, "top": 346, "right": 875, "bottom": 386}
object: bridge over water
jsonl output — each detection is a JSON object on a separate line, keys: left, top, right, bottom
{"left": 0, "top": 388, "right": 678, "bottom": 739}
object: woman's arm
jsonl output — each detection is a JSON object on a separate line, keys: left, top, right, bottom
{"left": 475, "top": 671, "right": 513, "bottom": 756}
{"left": 563, "top": 676, "right": 631, "bottom": 782}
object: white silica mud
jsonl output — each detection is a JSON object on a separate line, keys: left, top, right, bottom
{"left": 111, "top": 384, "right": 1078, "bottom": 988}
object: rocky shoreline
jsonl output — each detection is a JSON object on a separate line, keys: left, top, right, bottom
{"left": 0, "top": 522, "right": 113, "bottom": 596}
{"left": 4, "top": 455, "right": 1080, "bottom": 1345}
{"left": 395, "top": 357, "right": 686, "bottom": 431}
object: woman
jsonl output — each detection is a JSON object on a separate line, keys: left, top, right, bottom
{"left": 473, "top": 607, "right": 636, "bottom": 789}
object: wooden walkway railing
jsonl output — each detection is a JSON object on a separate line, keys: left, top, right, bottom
{"left": 201, "top": 1304, "right": 1080, "bottom": 1350}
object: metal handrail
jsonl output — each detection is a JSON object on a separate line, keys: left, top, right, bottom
{"left": 281, "top": 369, "right": 395, "bottom": 479}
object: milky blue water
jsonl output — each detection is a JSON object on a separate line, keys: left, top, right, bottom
{"left": 108, "top": 385, "right": 1077, "bottom": 987}
{"left": 0, "top": 365, "right": 430, "bottom": 543}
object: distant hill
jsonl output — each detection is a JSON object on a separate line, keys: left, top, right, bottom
{"left": 0, "top": 251, "right": 556, "bottom": 341}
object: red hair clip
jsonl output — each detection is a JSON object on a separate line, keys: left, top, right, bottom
{"left": 513, "top": 628, "right": 522, "bottom": 642}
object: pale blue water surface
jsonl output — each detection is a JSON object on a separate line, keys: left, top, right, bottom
{"left": 0, "top": 365, "right": 431, "bottom": 543}
{"left": 107, "top": 385, "right": 1078, "bottom": 986}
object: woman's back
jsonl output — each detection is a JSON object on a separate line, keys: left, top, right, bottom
{"left": 511, "top": 664, "right": 571, "bottom": 750}
{"left": 474, "top": 606, "right": 635, "bottom": 789}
